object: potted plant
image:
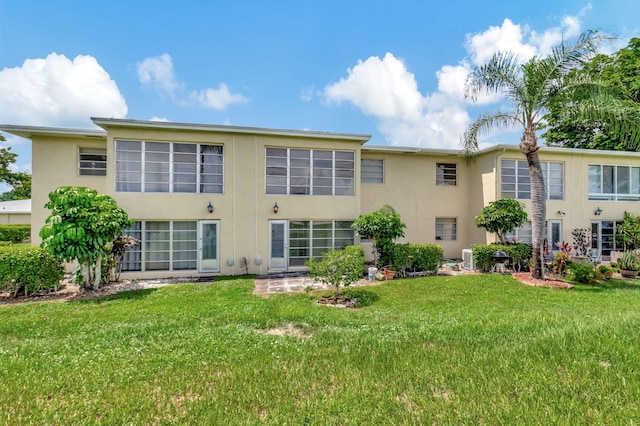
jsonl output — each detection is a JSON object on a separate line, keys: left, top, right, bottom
{"left": 618, "top": 250, "right": 639, "bottom": 278}
{"left": 382, "top": 266, "right": 396, "bottom": 280}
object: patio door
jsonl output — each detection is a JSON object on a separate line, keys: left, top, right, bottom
{"left": 269, "top": 220, "right": 287, "bottom": 271}
{"left": 199, "top": 220, "right": 219, "bottom": 272}
{"left": 547, "top": 220, "right": 562, "bottom": 254}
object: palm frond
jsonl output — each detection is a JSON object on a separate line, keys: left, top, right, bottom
{"left": 464, "top": 52, "right": 522, "bottom": 102}
{"left": 460, "top": 112, "right": 521, "bottom": 156}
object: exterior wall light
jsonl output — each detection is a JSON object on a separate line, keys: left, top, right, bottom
{"left": 557, "top": 210, "right": 565, "bottom": 215}
{"left": 594, "top": 206, "right": 602, "bottom": 216}
{"left": 207, "top": 201, "right": 214, "bottom": 214}
{"left": 273, "top": 202, "right": 279, "bottom": 214}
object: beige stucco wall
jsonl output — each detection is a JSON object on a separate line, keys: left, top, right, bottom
{"left": 103, "top": 126, "right": 363, "bottom": 277}
{"left": 475, "top": 146, "right": 640, "bottom": 247}
{"left": 31, "top": 135, "right": 107, "bottom": 245}
{"left": 360, "top": 150, "right": 471, "bottom": 259}
{"left": 0, "top": 213, "right": 29, "bottom": 225}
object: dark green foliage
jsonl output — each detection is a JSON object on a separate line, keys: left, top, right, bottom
{"left": 391, "top": 243, "right": 444, "bottom": 276}
{"left": 352, "top": 205, "right": 406, "bottom": 267}
{"left": 0, "top": 246, "right": 64, "bottom": 296}
{"left": 616, "top": 212, "right": 640, "bottom": 251}
{"left": 0, "top": 224, "right": 30, "bottom": 243}
{"left": 568, "top": 262, "right": 597, "bottom": 284}
{"left": 0, "top": 143, "right": 31, "bottom": 200}
{"left": 475, "top": 198, "right": 528, "bottom": 243}
{"left": 471, "top": 243, "right": 532, "bottom": 272}
{"left": 339, "top": 288, "right": 380, "bottom": 307}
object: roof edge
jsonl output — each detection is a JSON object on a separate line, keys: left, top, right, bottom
{"left": 91, "top": 117, "right": 372, "bottom": 143}
{"left": 0, "top": 124, "right": 105, "bottom": 139}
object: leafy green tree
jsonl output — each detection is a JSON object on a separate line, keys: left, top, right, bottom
{"left": 40, "top": 186, "right": 132, "bottom": 290}
{"left": 0, "top": 135, "right": 31, "bottom": 200}
{"left": 305, "top": 246, "right": 364, "bottom": 299}
{"left": 475, "top": 198, "right": 528, "bottom": 244}
{"left": 462, "top": 31, "right": 639, "bottom": 279}
{"left": 543, "top": 38, "right": 640, "bottom": 150}
{"left": 352, "top": 204, "right": 406, "bottom": 267}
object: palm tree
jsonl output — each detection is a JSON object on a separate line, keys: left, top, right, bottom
{"left": 461, "top": 31, "right": 636, "bottom": 279}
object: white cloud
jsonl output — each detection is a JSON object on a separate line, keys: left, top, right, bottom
{"left": 150, "top": 116, "right": 170, "bottom": 122}
{"left": 137, "top": 53, "right": 247, "bottom": 110}
{"left": 137, "top": 53, "right": 183, "bottom": 97}
{"left": 322, "top": 9, "right": 590, "bottom": 148}
{"left": 300, "top": 85, "right": 315, "bottom": 102}
{"left": 189, "top": 83, "right": 248, "bottom": 110}
{"left": 0, "top": 53, "right": 127, "bottom": 128}
{"left": 324, "top": 53, "right": 468, "bottom": 148}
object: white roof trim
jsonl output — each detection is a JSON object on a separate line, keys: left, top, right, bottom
{"left": 91, "top": 117, "right": 372, "bottom": 143}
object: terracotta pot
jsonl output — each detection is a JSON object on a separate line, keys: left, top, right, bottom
{"left": 383, "top": 268, "right": 396, "bottom": 280}
{"left": 620, "top": 269, "right": 638, "bottom": 278}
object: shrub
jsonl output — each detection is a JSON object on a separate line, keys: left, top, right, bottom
{"left": 306, "top": 245, "right": 364, "bottom": 298}
{"left": 339, "top": 288, "right": 380, "bottom": 307}
{"left": 471, "top": 243, "right": 532, "bottom": 272}
{"left": 391, "top": 243, "right": 443, "bottom": 276}
{"left": 0, "top": 224, "right": 30, "bottom": 243}
{"left": 0, "top": 246, "right": 64, "bottom": 296}
{"left": 567, "top": 262, "right": 597, "bottom": 284}
{"left": 596, "top": 264, "right": 614, "bottom": 280}
{"left": 551, "top": 252, "right": 570, "bottom": 276}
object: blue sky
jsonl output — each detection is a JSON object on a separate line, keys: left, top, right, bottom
{"left": 0, "top": 0, "right": 638, "bottom": 175}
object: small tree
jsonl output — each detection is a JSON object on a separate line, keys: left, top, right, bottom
{"left": 616, "top": 212, "right": 640, "bottom": 251}
{"left": 352, "top": 205, "right": 406, "bottom": 267}
{"left": 305, "top": 246, "right": 364, "bottom": 299}
{"left": 475, "top": 198, "right": 528, "bottom": 244}
{"left": 40, "top": 186, "right": 132, "bottom": 290}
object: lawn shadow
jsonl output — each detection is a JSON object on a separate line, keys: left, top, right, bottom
{"left": 572, "top": 279, "right": 640, "bottom": 293}
{"left": 70, "top": 288, "right": 160, "bottom": 305}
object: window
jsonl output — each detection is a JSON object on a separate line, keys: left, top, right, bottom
{"left": 436, "top": 163, "right": 457, "bottom": 186}
{"left": 506, "top": 221, "right": 532, "bottom": 244}
{"left": 266, "top": 148, "right": 355, "bottom": 196}
{"left": 115, "top": 140, "right": 223, "bottom": 193}
{"left": 79, "top": 148, "right": 107, "bottom": 176}
{"left": 121, "top": 221, "right": 198, "bottom": 272}
{"left": 589, "top": 164, "right": 640, "bottom": 201}
{"left": 501, "top": 160, "right": 563, "bottom": 200}
{"left": 435, "top": 218, "right": 457, "bottom": 241}
{"left": 361, "top": 159, "right": 384, "bottom": 183}
{"left": 288, "top": 220, "right": 354, "bottom": 267}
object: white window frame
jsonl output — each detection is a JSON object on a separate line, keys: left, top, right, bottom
{"left": 435, "top": 218, "right": 457, "bottom": 241}
{"left": 265, "top": 148, "right": 355, "bottom": 196}
{"left": 501, "top": 160, "right": 564, "bottom": 200}
{"left": 361, "top": 159, "right": 384, "bottom": 184}
{"left": 436, "top": 163, "right": 457, "bottom": 186}
{"left": 78, "top": 147, "right": 107, "bottom": 176}
{"left": 588, "top": 164, "right": 640, "bottom": 201}
{"left": 115, "top": 140, "right": 224, "bottom": 193}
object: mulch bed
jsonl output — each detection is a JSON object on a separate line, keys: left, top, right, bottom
{"left": 512, "top": 273, "right": 574, "bottom": 289}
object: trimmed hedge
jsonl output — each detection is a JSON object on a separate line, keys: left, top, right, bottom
{"left": 0, "top": 224, "right": 31, "bottom": 243}
{"left": 391, "top": 243, "right": 444, "bottom": 276}
{"left": 0, "top": 246, "right": 64, "bottom": 297}
{"left": 471, "top": 243, "right": 532, "bottom": 272}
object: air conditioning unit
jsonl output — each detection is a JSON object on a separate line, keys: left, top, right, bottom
{"left": 462, "top": 249, "right": 474, "bottom": 271}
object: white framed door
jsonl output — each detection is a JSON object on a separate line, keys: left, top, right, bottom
{"left": 199, "top": 220, "right": 220, "bottom": 272}
{"left": 547, "top": 220, "right": 562, "bottom": 253}
{"left": 269, "top": 220, "right": 287, "bottom": 271}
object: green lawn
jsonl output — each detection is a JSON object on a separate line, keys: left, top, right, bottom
{"left": 1, "top": 275, "right": 639, "bottom": 424}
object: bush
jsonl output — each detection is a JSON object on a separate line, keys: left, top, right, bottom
{"left": 596, "top": 264, "right": 614, "bottom": 280}
{"left": 471, "top": 243, "right": 532, "bottom": 272}
{"left": 0, "top": 224, "right": 30, "bottom": 243}
{"left": 339, "top": 288, "right": 380, "bottom": 307}
{"left": 391, "top": 243, "right": 443, "bottom": 276}
{"left": 567, "top": 262, "right": 597, "bottom": 284}
{"left": 306, "top": 245, "right": 364, "bottom": 298}
{"left": 0, "top": 246, "right": 64, "bottom": 296}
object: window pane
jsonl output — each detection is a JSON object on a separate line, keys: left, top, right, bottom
{"left": 79, "top": 148, "right": 107, "bottom": 176}
{"left": 436, "top": 163, "right": 457, "bottom": 186}
{"left": 435, "top": 218, "right": 457, "bottom": 241}
{"left": 361, "top": 159, "right": 384, "bottom": 184}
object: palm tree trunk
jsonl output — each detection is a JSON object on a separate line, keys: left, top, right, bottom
{"left": 520, "top": 129, "right": 547, "bottom": 280}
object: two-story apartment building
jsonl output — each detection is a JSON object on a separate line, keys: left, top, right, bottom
{"left": 2, "top": 117, "right": 640, "bottom": 278}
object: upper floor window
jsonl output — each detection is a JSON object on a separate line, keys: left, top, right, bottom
{"left": 501, "top": 160, "right": 563, "bottom": 200}
{"left": 266, "top": 148, "right": 354, "bottom": 196}
{"left": 435, "top": 218, "right": 457, "bottom": 241}
{"left": 436, "top": 163, "right": 457, "bottom": 186}
{"left": 115, "top": 140, "right": 223, "bottom": 193}
{"left": 79, "top": 148, "right": 107, "bottom": 176}
{"left": 588, "top": 164, "right": 640, "bottom": 201}
{"left": 361, "top": 159, "right": 384, "bottom": 183}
